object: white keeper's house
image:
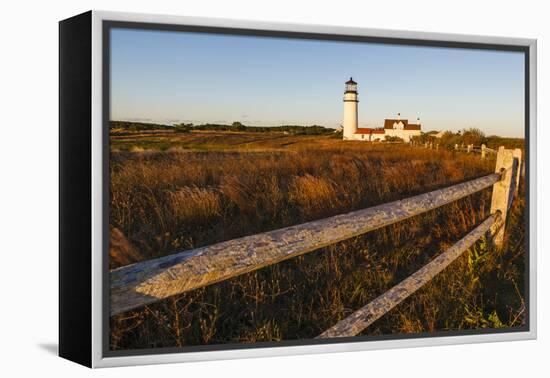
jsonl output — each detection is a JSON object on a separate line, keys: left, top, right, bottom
{"left": 342, "top": 77, "right": 422, "bottom": 142}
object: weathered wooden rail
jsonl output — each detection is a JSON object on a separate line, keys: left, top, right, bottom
{"left": 317, "top": 146, "right": 520, "bottom": 337}
{"left": 317, "top": 214, "right": 499, "bottom": 338}
{"left": 110, "top": 147, "right": 522, "bottom": 339}
{"left": 110, "top": 172, "right": 500, "bottom": 315}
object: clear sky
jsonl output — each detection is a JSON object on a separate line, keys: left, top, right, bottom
{"left": 110, "top": 28, "right": 525, "bottom": 137}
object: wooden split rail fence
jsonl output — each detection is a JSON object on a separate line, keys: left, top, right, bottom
{"left": 110, "top": 146, "right": 522, "bottom": 338}
{"left": 412, "top": 141, "right": 497, "bottom": 158}
{"left": 413, "top": 142, "right": 524, "bottom": 178}
{"left": 453, "top": 143, "right": 497, "bottom": 159}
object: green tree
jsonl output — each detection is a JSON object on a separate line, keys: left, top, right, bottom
{"left": 461, "top": 128, "right": 487, "bottom": 146}
{"left": 438, "top": 131, "right": 462, "bottom": 149}
{"left": 232, "top": 121, "right": 247, "bottom": 131}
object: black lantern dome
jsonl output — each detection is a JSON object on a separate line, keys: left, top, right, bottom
{"left": 345, "top": 77, "right": 358, "bottom": 93}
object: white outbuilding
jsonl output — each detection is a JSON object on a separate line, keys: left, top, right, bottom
{"left": 382, "top": 114, "right": 422, "bottom": 142}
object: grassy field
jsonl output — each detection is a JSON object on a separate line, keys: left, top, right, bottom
{"left": 110, "top": 128, "right": 340, "bottom": 152}
{"left": 109, "top": 130, "right": 526, "bottom": 350}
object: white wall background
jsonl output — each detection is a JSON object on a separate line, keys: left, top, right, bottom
{"left": 0, "top": 0, "right": 547, "bottom": 376}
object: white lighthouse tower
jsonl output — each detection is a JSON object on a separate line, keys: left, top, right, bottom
{"left": 343, "top": 77, "right": 359, "bottom": 140}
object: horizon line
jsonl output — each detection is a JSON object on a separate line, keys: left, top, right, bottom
{"left": 109, "top": 118, "right": 525, "bottom": 138}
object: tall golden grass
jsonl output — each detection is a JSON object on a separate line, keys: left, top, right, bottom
{"left": 109, "top": 132, "right": 526, "bottom": 349}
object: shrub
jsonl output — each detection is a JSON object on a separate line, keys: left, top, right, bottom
{"left": 385, "top": 136, "right": 404, "bottom": 143}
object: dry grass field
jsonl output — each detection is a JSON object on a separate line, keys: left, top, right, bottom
{"left": 109, "top": 130, "right": 526, "bottom": 350}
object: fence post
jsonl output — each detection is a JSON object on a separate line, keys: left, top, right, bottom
{"left": 481, "top": 144, "right": 486, "bottom": 159}
{"left": 467, "top": 144, "right": 472, "bottom": 153}
{"left": 513, "top": 148, "right": 522, "bottom": 195}
{"left": 490, "top": 146, "right": 518, "bottom": 248}
{"left": 436, "top": 143, "right": 439, "bottom": 150}
{"left": 455, "top": 144, "right": 458, "bottom": 151}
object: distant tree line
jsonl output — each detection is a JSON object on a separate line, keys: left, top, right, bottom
{"left": 110, "top": 121, "right": 174, "bottom": 131}
{"left": 190, "top": 121, "right": 335, "bottom": 135}
{"left": 111, "top": 120, "right": 337, "bottom": 135}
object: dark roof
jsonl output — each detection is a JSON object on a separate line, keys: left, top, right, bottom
{"left": 346, "top": 77, "right": 357, "bottom": 84}
{"left": 382, "top": 120, "right": 421, "bottom": 131}
{"left": 384, "top": 119, "right": 409, "bottom": 129}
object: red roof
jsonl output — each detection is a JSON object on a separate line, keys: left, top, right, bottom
{"left": 354, "top": 128, "right": 387, "bottom": 135}
{"left": 354, "top": 128, "right": 374, "bottom": 134}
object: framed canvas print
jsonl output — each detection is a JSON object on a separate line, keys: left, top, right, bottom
{"left": 59, "top": 10, "right": 537, "bottom": 368}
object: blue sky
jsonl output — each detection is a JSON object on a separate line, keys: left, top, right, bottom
{"left": 110, "top": 28, "right": 525, "bottom": 137}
